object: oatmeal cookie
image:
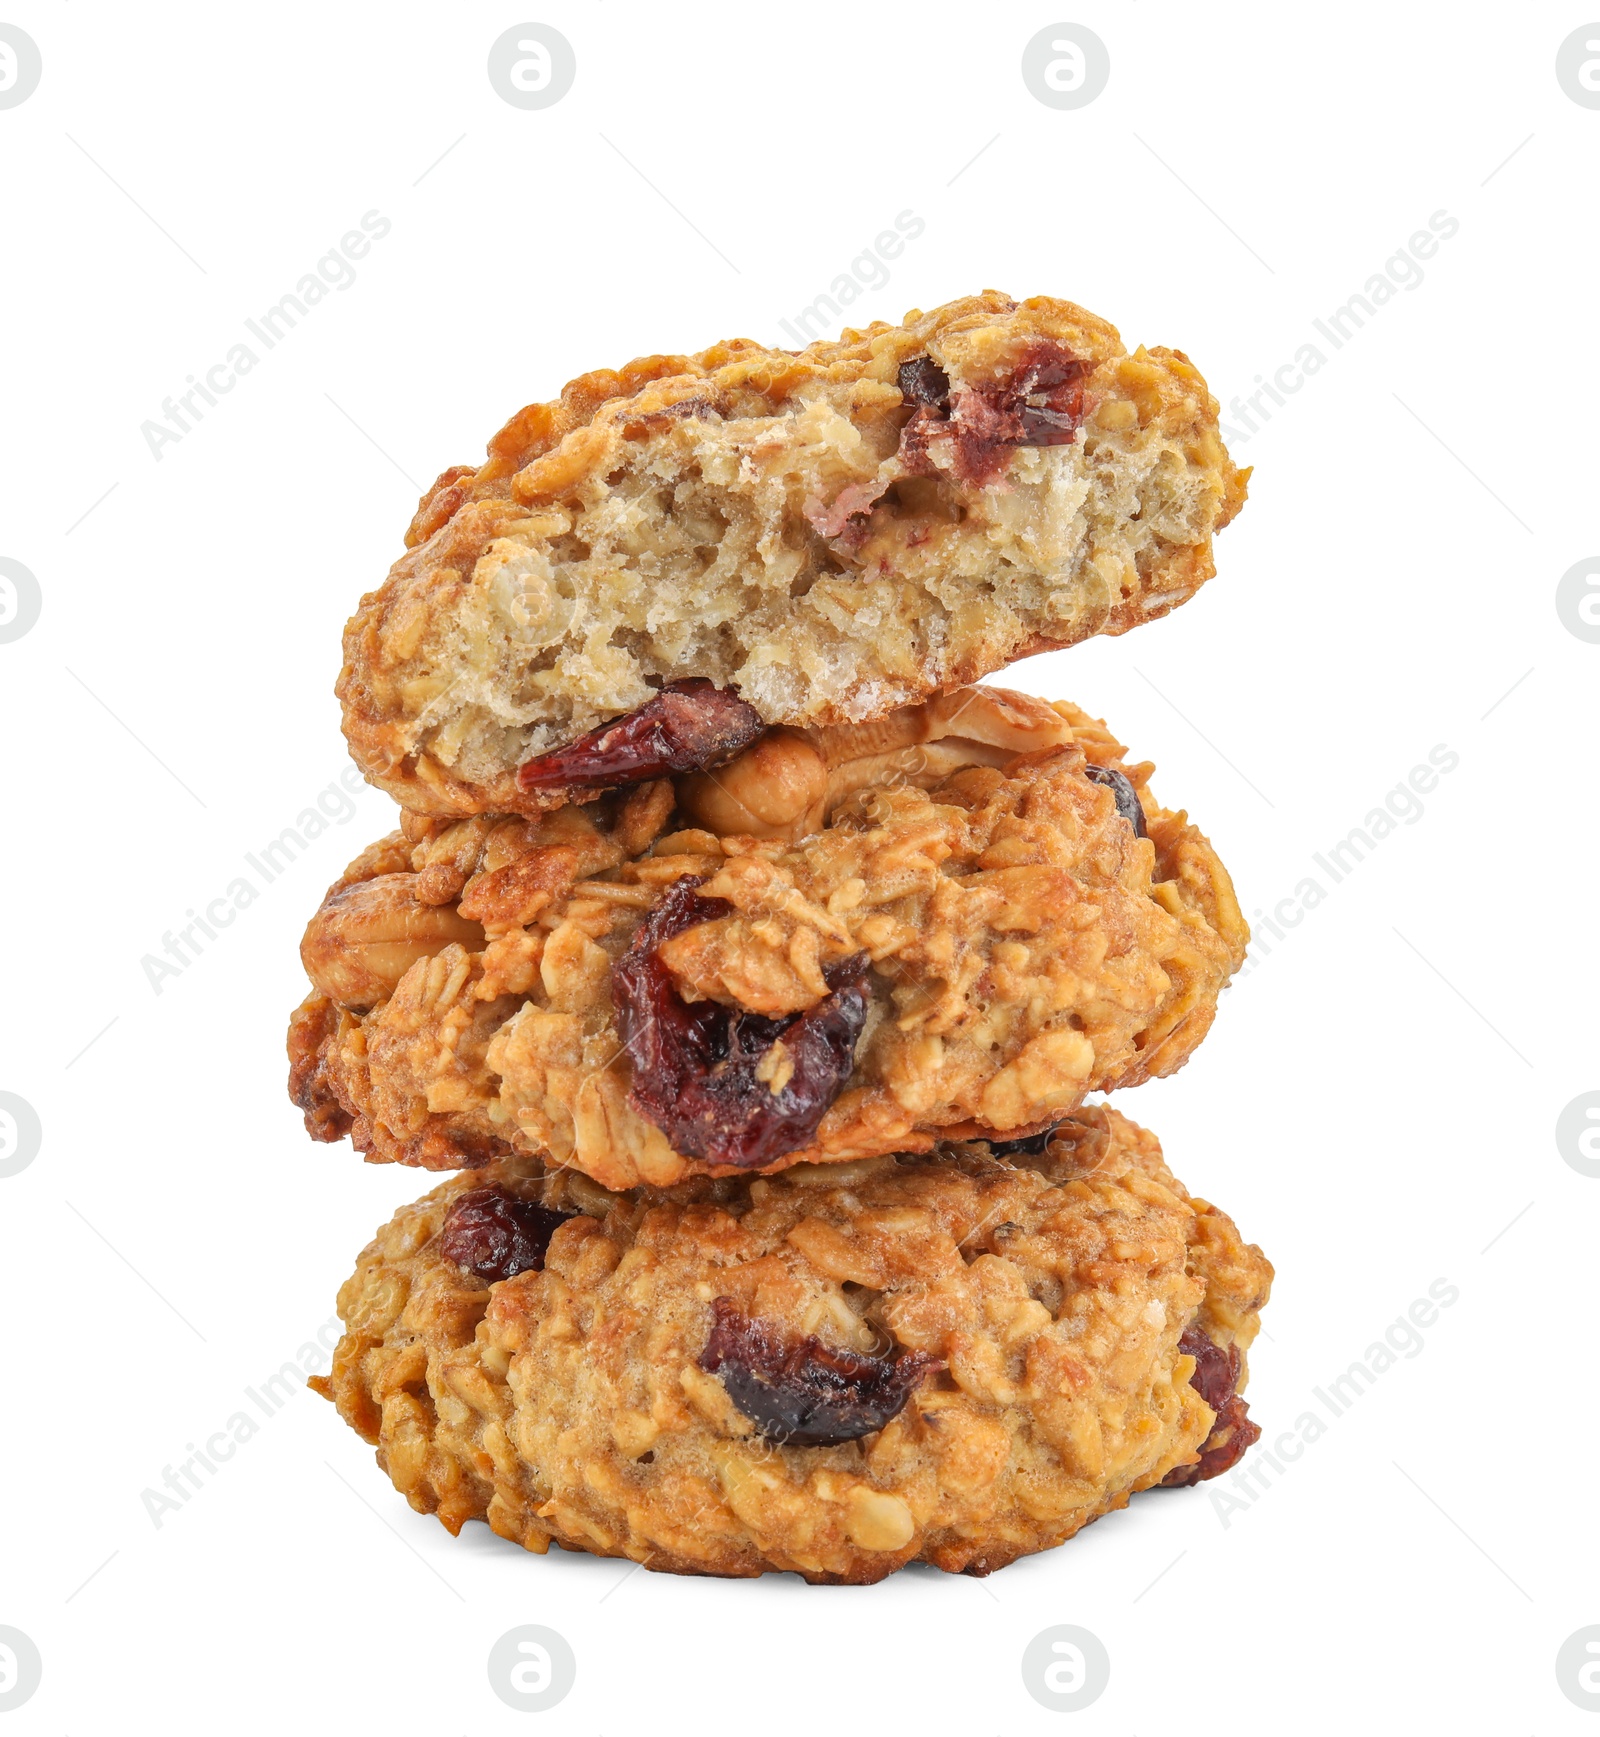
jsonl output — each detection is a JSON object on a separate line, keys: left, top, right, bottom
{"left": 289, "top": 690, "right": 1247, "bottom": 1189}
{"left": 311, "top": 1104, "right": 1272, "bottom": 1581}
{"left": 338, "top": 291, "right": 1247, "bottom": 817}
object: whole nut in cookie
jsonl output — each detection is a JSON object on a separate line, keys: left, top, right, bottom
{"left": 677, "top": 685, "right": 1083, "bottom": 842}
{"left": 300, "top": 875, "right": 486, "bottom": 1009}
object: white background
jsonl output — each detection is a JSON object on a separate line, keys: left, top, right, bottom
{"left": 2, "top": 3, "right": 1596, "bottom": 1730}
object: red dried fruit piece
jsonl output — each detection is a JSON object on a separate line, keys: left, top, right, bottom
{"left": 1009, "top": 341, "right": 1096, "bottom": 446}
{"left": 517, "top": 679, "right": 765, "bottom": 791}
{"left": 896, "top": 355, "right": 953, "bottom": 476}
{"left": 1083, "top": 763, "right": 1148, "bottom": 838}
{"left": 699, "top": 1298, "right": 942, "bottom": 1446}
{"left": 1178, "top": 1393, "right": 1260, "bottom": 1484}
{"left": 897, "top": 355, "right": 951, "bottom": 410}
{"left": 805, "top": 479, "right": 893, "bottom": 550}
{"left": 613, "top": 877, "right": 869, "bottom": 1168}
{"left": 1180, "top": 1324, "right": 1242, "bottom": 1414}
{"left": 897, "top": 339, "right": 1094, "bottom": 487}
{"left": 438, "top": 1186, "right": 576, "bottom": 1283}
{"left": 1161, "top": 1325, "right": 1262, "bottom": 1486}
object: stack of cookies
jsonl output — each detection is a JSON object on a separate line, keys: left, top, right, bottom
{"left": 291, "top": 291, "right": 1272, "bottom": 1582}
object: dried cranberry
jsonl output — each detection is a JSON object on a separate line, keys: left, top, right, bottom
{"left": 1083, "top": 763, "right": 1148, "bottom": 837}
{"left": 1161, "top": 1325, "right": 1262, "bottom": 1486}
{"left": 898, "top": 338, "right": 1093, "bottom": 486}
{"left": 699, "top": 1298, "right": 941, "bottom": 1446}
{"left": 1178, "top": 1325, "right": 1238, "bottom": 1414}
{"left": 517, "top": 680, "right": 765, "bottom": 791}
{"left": 896, "top": 355, "right": 952, "bottom": 476}
{"left": 438, "top": 1187, "right": 576, "bottom": 1283}
{"left": 613, "top": 878, "right": 869, "bottom": 1168}
{"left": 1010, "top": 343, "right": 1095, "bottom": 446}
{"left": 897, "top": 356, "right": 951, "bottom": 411}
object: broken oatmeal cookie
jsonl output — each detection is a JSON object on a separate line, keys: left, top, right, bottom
{"left": 338, "top": 291, "right": 1247, "bottom": 817}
